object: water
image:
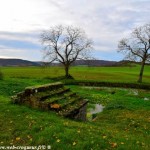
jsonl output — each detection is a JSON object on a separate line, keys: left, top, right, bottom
{"left": 144, "top": 97, "right": 149, "bottom": 101}
{"left": 130, "top": 89, "right": 138, "bottom": 96}
{"left": 87, "top": 104, "right": 104, "bottom": 121}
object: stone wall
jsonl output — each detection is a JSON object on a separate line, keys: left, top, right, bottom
{"left": 11, "top": 82, "right": 88, "bottom": 121}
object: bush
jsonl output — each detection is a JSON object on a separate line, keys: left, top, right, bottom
{"left": 0, "top": 71, "right": 4, "bottom": 80}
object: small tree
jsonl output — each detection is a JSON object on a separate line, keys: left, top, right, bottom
{"left": 41, "top": 25, "right": 93, "bottom": 78}
{"left": 118, "top": 23, "right": 150, "bottom": 83}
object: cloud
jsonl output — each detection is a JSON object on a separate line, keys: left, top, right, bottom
{"left": 0, "top": 0, "right": 150, "bottom": 61}
{"left": 0, "top": 31, "right": 42, "bottom": 60}
{"left": 0, "top": 39, "right": 40, "bottom": 50}
{"left": 0, "top": 47, "right": 42, "bottom": 61}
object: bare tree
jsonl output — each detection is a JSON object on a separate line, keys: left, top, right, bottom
{"left": 41, "top": 25, "right": 93, "bottom": 78}
{"left": 118, "top": 23, "right": 150, "bottom": 83}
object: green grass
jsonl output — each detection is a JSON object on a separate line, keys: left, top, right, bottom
{"left": 1, "top": 65, "right": 150, "bottom": 83}
{"left": 67, "top": 85, "right": 150, "bottom": 149}
{"left": 0, "top": 66, "right": 150, "bottom": 149}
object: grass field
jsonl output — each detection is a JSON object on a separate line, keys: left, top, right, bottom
{"left": 1, "top": 64, "right": 150, "bottom": 83}
{"left": 0, "top": 66, "right": 150, "bottom": 149}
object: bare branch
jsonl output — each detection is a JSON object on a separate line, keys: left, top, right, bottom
{"left": 118, "top": 23, "right": 150, "bottom": 61}
{"left": 41, "top": 25, "right": 93, "bottom": 77}
{"left": 118, "top": 23, "right": 150, "bottom": 83}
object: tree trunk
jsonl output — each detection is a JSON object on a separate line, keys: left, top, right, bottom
{"left": 137, "top": 60, "right": 145, "bottom": 83}
{"left": 64, "top": 65, "right": 69, "bottom": 78}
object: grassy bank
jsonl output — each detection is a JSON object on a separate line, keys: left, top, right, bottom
{"left": 0, "top": 66, "right": 150, "bottom": 149}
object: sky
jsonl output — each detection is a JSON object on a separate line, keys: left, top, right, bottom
{"left": 0, "top": 0, "right": 150, "bottom": 61}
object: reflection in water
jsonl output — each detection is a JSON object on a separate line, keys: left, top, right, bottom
{"left": 87, "top": 104, "right": 104, "bottom": 121}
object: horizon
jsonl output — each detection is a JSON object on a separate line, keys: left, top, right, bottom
{"left": 0, "top": 0, "right": 150, "bottom": 61}
{"left": 0, "top": 57, "right": 120, "bottom": 62}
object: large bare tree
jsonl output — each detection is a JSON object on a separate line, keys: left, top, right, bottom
{"left": 118, "top": 23, "right": 150, "bottom": 83}
{"left": 41, "top": 25, "right": 92, "bottom": 78}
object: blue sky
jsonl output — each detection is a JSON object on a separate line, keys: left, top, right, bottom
{"left": 0, "top": 0, "right": 150, "bottom": 61}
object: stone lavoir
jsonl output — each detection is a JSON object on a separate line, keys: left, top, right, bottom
{"left": 11, "top": 82, "right": 88, "bottom": 121}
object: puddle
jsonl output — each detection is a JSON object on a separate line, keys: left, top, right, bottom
{"left": 87, "top": 104, "right": 104, "bottom": 121}
{"left": 144, "top": 97, "right": 149, "bottom": 101}
{"left": 132, "top": 90, "right": 138, "bottom": 96}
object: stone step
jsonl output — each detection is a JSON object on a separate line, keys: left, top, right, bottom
{"left": 42, "top": 95, "right": 80, "bottom": 110}
{"left": 44, "top": 95, "right": 65, "bottom": 104}
{"left": 63, "top": 91, "right": 76, "bottom": 97}
{"left": 58, "top": 99, "right": 88, "bottom": 118}
{"left": 25, "top": 82, "right": 63, "bottom": 95}
{"left": 37, "top": 90, "right": 76, "bottom": 104}
{"left": 11, "top": 82, "right": 88, "bottom": 121}
{"left": 34, "top": 87, "right": 70, "bottom": 101}
{"left": 59, "top": 96, "right": 81, "bottom": 109}
{"left": 36, "top": 91, "right": 75, "bottom": 104}
{"left": 55, "top": 91, "right": 77, "bottom": 105}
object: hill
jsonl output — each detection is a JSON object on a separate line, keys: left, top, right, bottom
{"left": 1, "top": 58, "right": 148, "bottom": 67}
{"left": 71, "top": 60, "right": 117, "bottom": 66}
{"left": 0, "top": 58, "right": 40, "bottom": 66}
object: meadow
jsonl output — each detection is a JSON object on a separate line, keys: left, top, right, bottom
{"left": 0, "top": 65, "right": 150, "bottom": 150}
{"left": 1, "top": 64, "right": 150, "bottom": 83}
